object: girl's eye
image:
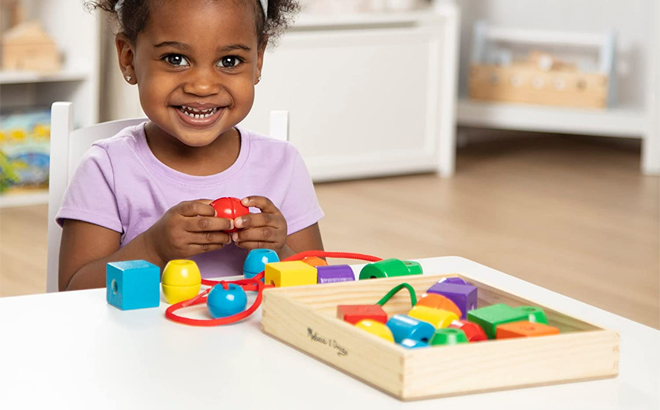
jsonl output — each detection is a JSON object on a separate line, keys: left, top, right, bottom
{"left": 164, "top": 54, "right": 189, "bottom": 67}
{"left": 218, "top": 56, "right": 242, "bottom": 68}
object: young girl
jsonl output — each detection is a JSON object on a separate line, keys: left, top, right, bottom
{"left": 57, "top": 0, "right": 324, "bottom": 291}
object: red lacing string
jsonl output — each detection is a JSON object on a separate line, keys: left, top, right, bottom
{"left": 165, "top": 251, "right": 382, "bottom": 326}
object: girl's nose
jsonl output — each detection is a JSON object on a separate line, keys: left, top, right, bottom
{"left": 182, "top": 69, "right": 221, "bottom": 96}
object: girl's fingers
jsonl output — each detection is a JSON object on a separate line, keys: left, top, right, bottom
{"left": 232, "top": 226, "right": 282, "bottom": 244}
{"left": 233, "top": 241, "right": 279, "bottom": 251}
{"left": 177, "top": 201, "right": 217, "bottom": 217}
{"left": 184, "top": 216, "right": 233, "bottom": 232}
{"left": 234, "top": 212, "right": 281, "bottom": 230}
{"left": 189, "top": 231, "right": 232, "bottom": 246}
{"left": 241, "top": 196, "right": 279, "bottom": 213}
{"left": 188, "top": 242, "right": 229, "bottom": 254}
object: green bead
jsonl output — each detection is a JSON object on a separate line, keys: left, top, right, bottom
{"left": 359, "top": 259, "right": 423, "bottom": 280}
{"left": 467, "top": 304, "right": 528, "bottom": 339}
{"left": 404, "top": 261, "right": 423, "bottom": 275}
{"left": 430, "top": 328, "right": 468, "bottom": 346}
{"left": 515, "top": 306, "right": 549, "bottom": 324}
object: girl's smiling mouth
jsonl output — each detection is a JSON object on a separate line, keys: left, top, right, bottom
{"left": 173, "top": 104, "right": 224, "bottom": 127}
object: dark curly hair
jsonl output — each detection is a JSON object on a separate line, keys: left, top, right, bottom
{"left": 85, "top": 0, "right": 299, "bottom": 46}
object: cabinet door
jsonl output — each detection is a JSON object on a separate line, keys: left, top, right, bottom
{"left": 240, "top": 23, "right": 450, "bottom": 181}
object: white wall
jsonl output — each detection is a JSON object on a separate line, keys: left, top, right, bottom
{"left": 646, "top": 0, "right": 660, "bottom": 174}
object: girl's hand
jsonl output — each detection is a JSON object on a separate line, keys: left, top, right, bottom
{"left": 232, "top": 196, "right": 288, "bottom": 254}
{"left": 145, "top": 200, "right": 233, "bottom": 264}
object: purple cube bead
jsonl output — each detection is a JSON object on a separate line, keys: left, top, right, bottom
{"left": 317, "top": 265, "right": 355, "bottom": 284}
{"left": 438, "top": 276, "right": 470, "bottom": 286}
{"left": 426, "top": 282, "right": 477, "bottom": 319}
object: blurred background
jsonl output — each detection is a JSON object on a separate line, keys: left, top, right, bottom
{"left": 0, "top": 0, "right": 658, "bottom": 328}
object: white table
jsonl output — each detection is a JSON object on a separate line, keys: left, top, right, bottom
{"left": 1, "top": 257, "right": 658, "bottom": 410}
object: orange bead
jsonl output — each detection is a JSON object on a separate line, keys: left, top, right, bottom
{"left": 302, "top": 256, "right": 328, "bottom": 267}
{"left": 496, "top": 321, "right": 560, "bottom": 339}
{"left": 416, "top": 293, "right": 462, "bottom": 319}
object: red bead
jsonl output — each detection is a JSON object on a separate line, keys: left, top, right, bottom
{"left": 210, "top": 197, "right": 249, "bottom": 233}
{"left": 449, "top": 319, "right": 488, "bottom": 342}
{"left": 337, "top": 304, "right": 388, "bottom": 325}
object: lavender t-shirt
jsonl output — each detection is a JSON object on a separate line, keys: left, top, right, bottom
{"left": 56, "top": 122, "right": 324, "bottom": 278}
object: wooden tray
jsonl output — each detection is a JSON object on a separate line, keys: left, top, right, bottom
{"left": 468, "top": 64, "right": 609, "bottom": 109}
{"left": 260, "top": 273, "right": 619, "bottom": 401}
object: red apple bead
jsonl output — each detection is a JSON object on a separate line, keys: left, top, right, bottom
{"left": 210, "top": 197, "right": 250, "bottom": 233}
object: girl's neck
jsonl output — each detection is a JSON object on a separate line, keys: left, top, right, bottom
{"left": 143, "top": 122, "right": 241, "bottom": 177}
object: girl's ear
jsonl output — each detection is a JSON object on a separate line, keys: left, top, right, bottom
{"left": 255, "top": 39, "right": 268, "bottom": 84}
{"left": 115, "top": 33, "right": 137, "bottom": 84}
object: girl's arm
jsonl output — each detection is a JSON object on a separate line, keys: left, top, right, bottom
{"left": 59, "top": 201, "right": 233, "bottom": 291}
{"left": 279, "top": 223, "right": 324, "bottom": 259}
{"left": 59, "top": 219, "right": 161, "bottom": 291}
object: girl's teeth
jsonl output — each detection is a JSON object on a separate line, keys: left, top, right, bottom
{"left": 180, "top": 106, "right": 217, "bottom": 119}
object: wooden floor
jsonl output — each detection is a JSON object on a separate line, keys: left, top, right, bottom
{"left": 1, "top": 135, "right": 658, "bottom": 328}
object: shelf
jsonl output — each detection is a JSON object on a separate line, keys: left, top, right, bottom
{"left": 457, "top": 98, "right": 648, "bottom": 138}
{"left": 0, "top": 190, "right": 49, "bottom": 208}
{"left": 0, "top": 70, "right": 89, "bottom": 85}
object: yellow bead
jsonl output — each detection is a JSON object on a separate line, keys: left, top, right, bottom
{"left": 162, "top": 260, "right": 202, "bottom": 304}
{"left": 408, "top": 305, "right": 458, "bottom": 328}
{"left": 355, "top": 319, "right": 395, "bottom": 342}
{"left": 265, "top": 261, "right": 317, "bottom": 287}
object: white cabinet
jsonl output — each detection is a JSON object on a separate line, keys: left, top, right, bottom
{"left": 241, "top": 8, "right": 460, "bottom": 181}
{"left": 105, "top": 6, "right": 461, "bottom": 181}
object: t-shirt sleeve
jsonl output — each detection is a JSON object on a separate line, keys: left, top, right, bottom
{"left": 55, "top": 145, "right": 123, "bottom": 233}
{"left": 279, "top": 146, "right": 324, "bottom": 235}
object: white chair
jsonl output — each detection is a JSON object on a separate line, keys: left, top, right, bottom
{"left": 46, "top": 102, "right": 290, "bottom": 292}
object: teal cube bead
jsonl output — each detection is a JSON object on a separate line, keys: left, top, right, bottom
{"left": 516, "top": 306, "right": 549, "bottom": 324}
{"left": 106, "top": 260, "right": 160, "bottom": 310}
{"left": 467, "top": 303, "right": 528, "bottom": 339}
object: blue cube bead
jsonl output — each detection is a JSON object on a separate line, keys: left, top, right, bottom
{"left": 244, "top": 249, "right": 280, "bottom": 280}
{"left": 106, "top": 260, "right": 160, "bottom": 310}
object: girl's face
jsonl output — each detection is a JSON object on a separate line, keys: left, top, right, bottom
{"left": 116, "top": 0, "right": 265, "bottom": 148}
